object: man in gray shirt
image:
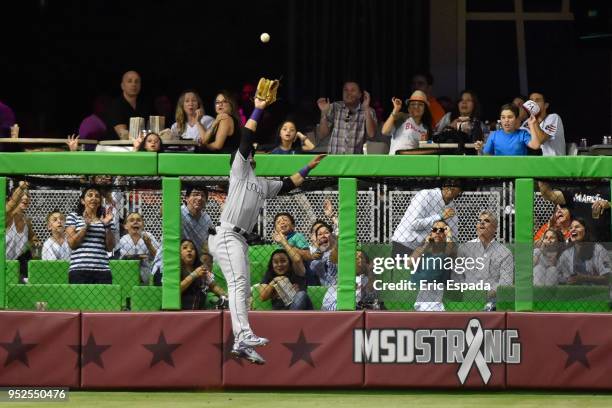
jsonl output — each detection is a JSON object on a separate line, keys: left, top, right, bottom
{"left": 181, "top": 186, "right": 212, "bottom": 255}
{"left": 209, "top": 95, "right": 325, "bottom": 365}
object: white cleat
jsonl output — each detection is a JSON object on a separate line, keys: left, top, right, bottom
{"left": 240, "top": 333, "right": 269, "bottom": 348}
{"left": 232, "top": 346, "right": 266, "bottom": 365}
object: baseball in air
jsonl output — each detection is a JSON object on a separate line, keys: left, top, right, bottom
{"left": 260, "top": 32, "right": 270, "bottom": 43}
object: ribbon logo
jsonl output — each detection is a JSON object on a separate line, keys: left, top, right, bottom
{"left": 457, "top": 318, "right": 491, "bottom": 384}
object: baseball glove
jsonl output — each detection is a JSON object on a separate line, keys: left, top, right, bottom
{"left": 255, "top": 77, "right": 280, "bottom": 105}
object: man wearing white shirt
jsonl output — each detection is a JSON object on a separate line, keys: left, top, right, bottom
{"left": 391, "top": 182, "right": 462, "bottom": 256}
{"left": 521, "top": 92, "right": 566, "bottom": 156}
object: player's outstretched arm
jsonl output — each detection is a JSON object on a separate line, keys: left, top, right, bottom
{"left": 237, "top": 97, "right": 267, "bottom": 159}
{"left": 277, "top": 154, "right": 326, "bottom": 194}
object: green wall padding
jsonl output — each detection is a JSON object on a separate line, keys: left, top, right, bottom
{"left": 0, "top": 177, "right": 5, "bottom": 308}
{"left": 337, "top": 178, "right": 357, "bottom": 310}
{"left": 515, "top": 179, "right": 534, "bottom": 311}
{"left": 7, "top": 284, "right": 122, "bottom": 311}
{"left": 162, "top": 177, "right": 181, "bottom": 310}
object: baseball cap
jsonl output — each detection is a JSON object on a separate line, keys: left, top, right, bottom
{"left": 405, "top": 90, "right": 429, "bottom": 106}
{"left": 522, "top": 100, "right": 540, "bottom": 117}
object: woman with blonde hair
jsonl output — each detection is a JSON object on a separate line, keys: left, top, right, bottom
{"left": 170, "top": 90, "right": 215, "bottom": 143}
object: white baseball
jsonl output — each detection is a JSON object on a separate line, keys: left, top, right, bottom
{"left": 260, "top": 32, "right": 270, "bottom": 43}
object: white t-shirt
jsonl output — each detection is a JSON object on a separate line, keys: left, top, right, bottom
{"left": 387, "top": 116, "right": 428, "bottom": 154}
{"left": 118, "top": 232, "right": 160, "bottom": 283}
{"left": 42, "top": 237, "right": 72, "bottom": 260}
{"left": 521, "top": 113, "right": 565, "bottom": 156}
{"left": 170, "top": 116, "right": 215, "bottom": 142}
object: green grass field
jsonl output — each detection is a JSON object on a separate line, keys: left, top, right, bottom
{"left": 10, "top": 391, "right": 612, "bottom": 408}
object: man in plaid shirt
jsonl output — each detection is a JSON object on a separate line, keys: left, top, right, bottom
{"left": 317, "top": 81, "right": 378, "bottom": 154}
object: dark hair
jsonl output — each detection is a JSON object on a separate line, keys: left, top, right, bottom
{"left": 138, "top": 132, "right": 163, "bottom": 152}
{"left": 450, "top": 90, "right": 481, "bottom": 121}
{"left": 76, "top": 185, "right": 104, "bottom": 217}
{"left": 568, "top": 218, "right": 596, "bottom": 260}
{"left": 420, "top": 102, "right": 434, "bottom": 136}
{"left": 500, "top": 103, "right": 519, "bottom": 118}
{"left": 514, "top": 95, "right": 527, "bottom": 103}
{"left": 342, "top": 80, "right": 362, "bottom": 92}
{"left": 310, "top": 219, "right": 326, "bottom": 234}
{"left": 315, "top": 222, "right": 333, "bottom": 237}
{"left": 180, "top": 239, "right": 202, "bottom": 272}
{"left": 274, "top": 212, "right": 296, "bottom": 227}
{"left": 541, "top": 228, "right": 566, "bottom": 256}
{"left": 184, "top": 185, "right": 208, "bottom": 200}
{"left": 275, "top": 120, "right": 302, "bottom": 153}
{"left": 357, "top": 249, "right": 370, "bottom": 264}
{"left": 412, "top": 72, "right": 434, "bottom": 86}
{"left": 262, "top": 249, "right": 296, "bottom": 282}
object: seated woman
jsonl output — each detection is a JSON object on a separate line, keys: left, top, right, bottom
{"left": 180, "top": 239, "right": 226, "bottom": 310}
{"left": 269, "top": 120, "right": 315, "bottom": 154}
{"left": 132, "top": 132, "right": 163, "bottom": 152}
{"left": 200, "top": 91, "right": 241, "bottom": 153}
{"left": 533, "top": 228, "right": 565, "bottom": 286}
{"left": 409, "top": 220, "right": 456, "bottom": 311}
{"left": 66, "top": 186, "right": 115, "bottom": 284}
{"left": 557, "top": 218, "right": 611, "bottom": 285}
{"left": 310, "top": 222, "right": 338, "bottom": 310}
{"left": 118, "top": 212, "right": 160, "bottom": 284}
{"left": 434, "top": 90, "right": 484, "bottom": 142}
{"left": 382, "top": 90, "right": 432, "bottom": 154}
{"left": 534, "top": 205, "right": 571, "bottom": 243}
{"left": 170, "top": 90, "right": 215, "bottom": 143}
{"left": 475, "top": 104, "right": 544, "bottom": 155}
{"left": 259, "top": 249, "right": 313, "bottom": 310}
{"left": 5, "top": 181, "right": 40, "bottom": 283}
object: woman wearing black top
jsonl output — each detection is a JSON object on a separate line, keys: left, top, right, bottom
{"left": 259, "top": 249, "right": 313, "bottom": 310}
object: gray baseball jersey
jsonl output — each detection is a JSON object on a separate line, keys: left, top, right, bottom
{"left": 220, "top": 151, "right": 283, "bottom": 232}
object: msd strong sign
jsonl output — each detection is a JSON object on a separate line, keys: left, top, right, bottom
{"left": 355, "top": 318, "right": 521, "bottom": 385}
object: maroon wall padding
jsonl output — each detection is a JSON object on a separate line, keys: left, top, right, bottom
{"left": 80, "top": 312, "right": 222, "bottom": 389}
{"left": 507, "top": 312, "right": 612, "bottom": 389}
{"left": 222, "top": 311, "right": 364, "bottom": 387}
{"left": 364, "top": 312, "right": 506, "bottom": 388}
{"left": 0, "top": 311, "right": 80, "bottom": 387}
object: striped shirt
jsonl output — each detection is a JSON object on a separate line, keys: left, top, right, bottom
{"left": 66, "top": 213, "right": 111, "bottom": 272}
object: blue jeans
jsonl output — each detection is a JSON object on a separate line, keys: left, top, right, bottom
{"left": 289, "top": 290, "right": 313, "bottom": 310}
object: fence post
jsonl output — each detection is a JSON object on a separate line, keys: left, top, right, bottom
{"left": 514, "top": 178, "right": 534, "bottom": 311}
{"left": 0, "top": 177, "right": 5, "bottom": 309}
{"left": 162, "top": 177, "right": 181, "bottom": 310}
{"left": 337, "top": 178, "right": 357, "bottom": 311}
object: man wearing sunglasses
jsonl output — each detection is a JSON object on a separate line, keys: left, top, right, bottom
{"left": 453, "top": 210, "right": 514, "bottom": 311}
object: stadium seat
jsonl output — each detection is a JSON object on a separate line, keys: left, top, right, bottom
{"left": 28, "top": 260, "right": 69, "bottom": 284}
{"left": 131, "top": 286, "right": 162, "bottom": 311}
{"left": 497, "top": 285, "right": 610, "bottom": 312}
{"left": 248, "top": 244, "right": 277, "bottom": 265}
{"left": 5, "top": 260, "right": 20, "bottom": 286}
{"left": 7, "top": 283, "right": 122, "bottom": 311}
{"left": 443, "top": 290, "right": 488, "bottom": 311}
{"left": 250, "top": 261, "right": 267, "bottom": 285}
{"left": 307, "top": 286, "right": 329, "bottom": 310}
{"left": 251, "top": 284, "right": 273, "bottom": 310}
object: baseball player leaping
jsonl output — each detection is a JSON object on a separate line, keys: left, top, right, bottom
{"left": 209, "top": 78, "right": 326, "bottom": 365}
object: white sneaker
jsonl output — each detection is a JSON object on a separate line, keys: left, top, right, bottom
{"left": 232, "top": 346, "right": 266, "bottom": 365}
{"left": 240, "top": 333, "right": 269, "bottom": 348}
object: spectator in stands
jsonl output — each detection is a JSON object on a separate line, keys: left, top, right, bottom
{"left": 538, "top": 180, "right": 611, "bottom": 243}
{"left": 410, "top": 72, "right": 445, "bottom": 127}
{"left": 200, "top": 91, "right": 241, "bottom": 153}
{"left": 0, "top": 99, "right": 16, "bottom": 138}
{"left": 170, "top": 90, "right": 215, "bottom": 143}
{"left": 5, "top": 182, "right": 40, "bottom": 283}
{"left": 273, "top": 212, "right": 309, "bottom": 248}
{"left": 309, "top": 222, "right": 338, "bottom": 310}
{"left": 474, "top": 104, "right": 544, "bottom": 156}
{"left": 382, "top": 91, "right": 432, "bottom": 154}
{"left": 259, "top": 248, "right": 313, "bottom": 310}
{"left": 453, "top": 210, "right": 513, "bottom": 310}
{"left": 181, "top": 185, "right": 212, "bottom": 255}
{"left": 91, "top": 175, "right": 123, "bottom": 254}
{"left": 269, "top": 120, "right": 315, "bottom": 154}
{"left": 179, "top": 239, "right": 227, "bottom": 310}
{"left": 534, "top": 205, "right": 572, "bottom": 243}
{"left": 409, "top": 220, "right": 456, "bottom": 311}
{"left": 78, "top": 94, "right": 111, "bottom": 147}
{"left": 391, "top": 181, "right": 462, "bottom": 256}
{"left": 104, "top": 70, "right": 150, "bottom": 140}
{"left": 132, "top": 131, "right": 163, "bottom": 152}
{"left": 317, "top": 80, "right": 378, "bottom": 154}
{"left": 512, "top": 95, "right": 528, "bottom": 124}
{"left": 533, "top": 228, "right": 565, "bottom": 286}
{"left": 557, "top": 218, "right": 611, "bottom": 285}
{"left": 42, "top": 210, "right": 71, "bottom": 261}
{"left": 118, "top": 212, "right": 160, "bottom": 284}
{"left": 435, "top": 90, "right": 484, "bottom": 142}
{"left": 356, "top": 250, "right": 380, "bottom": 309}
{"left": 66, "top": 186, "right": 115, "bottom": 284}
{"left": 520, "top": 92, "right": 566, "bottom": 156}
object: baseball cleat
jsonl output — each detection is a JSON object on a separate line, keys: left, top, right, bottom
{"left": 232, "top": 346, "right": 266, "bottom": 365}
{"left": 240, "top": 333, "right": 269, "bottom": 348}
